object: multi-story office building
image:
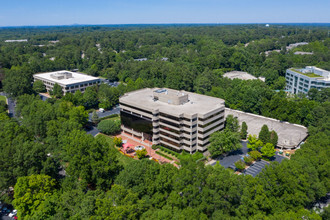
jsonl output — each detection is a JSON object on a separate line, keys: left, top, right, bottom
{"left": 33, "top": 70, "right": 100, "bottom": 94}
{"left": 285, "top": 66, "right": 330, "bottom": 94}
{"left": 119, "top": 88, "right": 225, "bottom": 153}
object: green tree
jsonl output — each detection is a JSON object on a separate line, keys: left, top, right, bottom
{"left": 51, "top": 83, "right": 63, "bottom": 98}
{"left": 97, "top": 119, "right": 121, "bottom": 135}
{"left": 247, "top": 135, "right": 263, "bottom": 151}
{"left": 225, "top": 115, "right": 240, "bottom": 132}
{"left": 259, "top": 124, "right": 270, "bottom": 144}
{"left": 3, "top": 66, "right": 33, "bottom": 97}
{"left": 270, "top": 130, "right": 278, "bottom": 146}
{"left": 261, "top": 143, "right": 276, "bottom": 158}
{"left": 136, "top": 148, "right": 147, "bottom": 159}
{"left": 33, "top": 80, "right": 46, "bottom": 93}
{"left": 248, "top": 150, "right": 262, "bottom": 160}
{"left": 83, "top": 86, "right": 98, "bottom": 109}
{"left": 240, "top": 121, "right": 248, "bottom": 139}
{"left": 13, "top": 174, "right": 56, "bottom": 219}
{"left": 91, "top": 110, "right": 99, "bottom": 124}
{"left": 234, "top": 160, "right": 246, "bottom": 171}
{"left": 93, "top": 184, "right": 144, "bottom": 219}
{"left": 209, "top": 129, "right": 241, "bottom": 157}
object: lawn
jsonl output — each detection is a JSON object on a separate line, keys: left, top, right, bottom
{"left": 0, "top": 95, "right": 6, "bottom": 103}
{"left": 290, "top": 68, "right": 321, "bottom": 78}
{"left": 96, "top": 134, "right": 134, "bottom": 167}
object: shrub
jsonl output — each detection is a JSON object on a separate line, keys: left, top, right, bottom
{"left": 113, "top": 137, "right": 122, "bottom": 147}
{"left": 97, "top": 119, "right": 121, "bottom": 135}
{"left": 136, "top": 148, "right": 147, "bottom": 159}
{"left": 249, "top": 150, "right": 262, "bottom": 160}
{"left": 243, "top": 156, "right": 254, "bottom": 165}
{"left": 152, "top": 145, "right": 159, "bottom": 150}
{"left": 235, "top": 160, "right": 246, "bottom": 171}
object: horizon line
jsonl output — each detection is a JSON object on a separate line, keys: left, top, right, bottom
{"left": 1, "top": 22, "right": 330, "bottom": 28}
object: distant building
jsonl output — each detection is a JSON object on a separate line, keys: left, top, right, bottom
{"left": 286, "top": 42, "right": 308, "bottom": 50}
{"left": 223, "top": 71, "right": 265, "bottom": 82}
{"left": 294, "top": 51, "right": 314, "bottom": 55}
{"left": 119, "top": 88, "right": 225, "bottom": 153}
{"left": 33, "top": 70, "right": 100, "bottom": 94}
{"left": 134, "top": 58, "right": 148, "bottom": 61}
{"left": 265, "top": 24, "right": 270, "bottom": 27}
{"left": 5, "top": 39, "right": 28, "bottom": 42}
{"left": 285, "top": 66, "right": 330, "bottom": 94}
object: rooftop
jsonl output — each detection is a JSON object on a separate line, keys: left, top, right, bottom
{"left": 289, "top": 66, "right": 330, "bottom": 80}
{"left": 120, "top": 88, "right": 225, "bottom": 117}
{"left": 33, "top": 70, "right": 100, "bottom": 86}
{"left": 223, "top": 71, "right": 265, "bottom": 82}
{"left": 225, "top": 108, "right": 308, "bottom": 149}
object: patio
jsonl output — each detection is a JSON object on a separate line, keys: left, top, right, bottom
{"left": 115, "top": 132, "right": 179, "bottom": 167}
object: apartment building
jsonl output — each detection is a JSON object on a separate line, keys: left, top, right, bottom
{"left": 119, "top": 88, "right": 225, "bottom": 154}
{"left": 285, "top": 66, "right": 330, "bottom": 94}
{"left": 33, "top": 70, "right": 100, "bottom": 94}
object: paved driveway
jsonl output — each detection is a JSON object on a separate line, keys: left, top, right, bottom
{"left": 88, "top": 106, "right": 120, "bottom": 122}
{"left": 0, "top": 92, "right": 16, "bottom": 118}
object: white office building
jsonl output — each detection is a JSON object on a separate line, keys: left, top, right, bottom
{"left": 285, "top": 66, "right": 330, "bottom": 94}
{"left": 33, "top": 70, "right": 101, "bottom": 94}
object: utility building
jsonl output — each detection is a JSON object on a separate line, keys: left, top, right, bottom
{"left": 119, "top": 88, "right": 225, "bottom": 154}
{"left": 33, "top": 70, "right": 100, "bottom": 94}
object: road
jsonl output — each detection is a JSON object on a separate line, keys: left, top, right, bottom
{"left": 86, "top": 106, "right": 120, "bottom": 137}
{"left": 88, "top": 106, "right": 120, "bottom": 122}
{"left": 0, "top": 92, "right": 16, "bottom": 118}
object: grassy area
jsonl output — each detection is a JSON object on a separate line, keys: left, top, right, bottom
{"left": 0, "top": 95, "right": 7, "bottom": 103}
{"left": 99, "top": 114, "right": 120, "bottom": 121}
{"left": 95, "top": 134, "right": 134, "bottom": 167}
{"left": 290, "top": 68, "right": 321, "bottom": 78}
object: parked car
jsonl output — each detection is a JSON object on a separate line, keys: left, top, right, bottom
{"left": 9, "top": 209, "right": 17, "bottom": 217}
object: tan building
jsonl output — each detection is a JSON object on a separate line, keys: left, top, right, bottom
{"left": 33, "top": 70, "right": 101, "bottom": 94}
{"left": 119, "top": 88, "right": 225, "bottom": 153}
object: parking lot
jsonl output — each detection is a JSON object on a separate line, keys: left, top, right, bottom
{"left": 210, "top": 141, "right": 287, "bottom": 177}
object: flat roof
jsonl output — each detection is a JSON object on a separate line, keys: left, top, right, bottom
{"left": 225, "top": 108, "right": 308, "bottom": 149}
{"left": 223, "top": 71, "right": 258, "bottom": 80}
{"left": 33, "top": 70, "right": 100, "bottom": 86}
{"left": 120, "top": 88, "right": 225, "bottom": 117}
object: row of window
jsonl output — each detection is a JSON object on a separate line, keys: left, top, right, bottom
{"left": 120, "top": 102, "right": 153, "bottom": 115}
{"left": 199, "top": 110, "right": 224, "bottom": 121}
{"left": 198, "top": 122, "right": 224, "bottom": 135}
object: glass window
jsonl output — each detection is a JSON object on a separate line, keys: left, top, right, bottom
{"left": 121, "top": 111, "right": 153, "bottom": 139}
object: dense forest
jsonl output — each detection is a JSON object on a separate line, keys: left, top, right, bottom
{"left": 0, "top": 24, "right": 329, "bottom": 219}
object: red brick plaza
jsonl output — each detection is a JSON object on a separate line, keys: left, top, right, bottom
{"left": 115, "top": 131, "right": 179, "bottom": 167}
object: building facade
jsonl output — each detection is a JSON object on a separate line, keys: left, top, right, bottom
{"left": 119, "top": 88, "right": 225, "bottom": 154}
{"left": 285, "top": 66, "right": 330, "bottom": 94}
{"left": 33, "top": 70, "right": 101, "bottom": 94}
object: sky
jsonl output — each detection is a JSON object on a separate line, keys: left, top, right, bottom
{"left": 0, "top": 0, "right": 329, "bottom": 27}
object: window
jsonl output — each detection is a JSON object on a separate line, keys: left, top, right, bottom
{"left": 199, "top": 110, "right": 224, "bottom": 121}
{"left": 120, "top": 103, "right": 152, "bottom": 115}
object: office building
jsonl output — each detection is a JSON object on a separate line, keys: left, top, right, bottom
{"left": 33, "top": 70, "right": 101, "bottom": 94}
{"left": 285, "top": 66, "right": 330, "bottom": 94}
{"left": 119, "top": 88, "right": 225, "bottom": 154}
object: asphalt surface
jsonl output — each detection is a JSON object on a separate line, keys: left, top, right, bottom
{"left": 211, "top": 140, "right": 287, "bottom": 176}
{"left": 86, "top": 106, "right": 120, "bottom": 137}
{"left": 0, "top": 92, "right": 16, "bottom": 118}
{"left": 212, "top": 141, "right": 249, "bottom": 168}
{"left": 88, "top": 106, "right": 120, "bottom": 122}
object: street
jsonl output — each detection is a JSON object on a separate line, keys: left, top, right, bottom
{"left": 88, "top": 106, "right": 120, "bottom": 122}
{"left": 0, "top": 92, "right": 16, "bottom": 118}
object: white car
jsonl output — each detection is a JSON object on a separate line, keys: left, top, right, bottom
{"left": 8, "top": 209, "right": 17, "bottom": 218}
